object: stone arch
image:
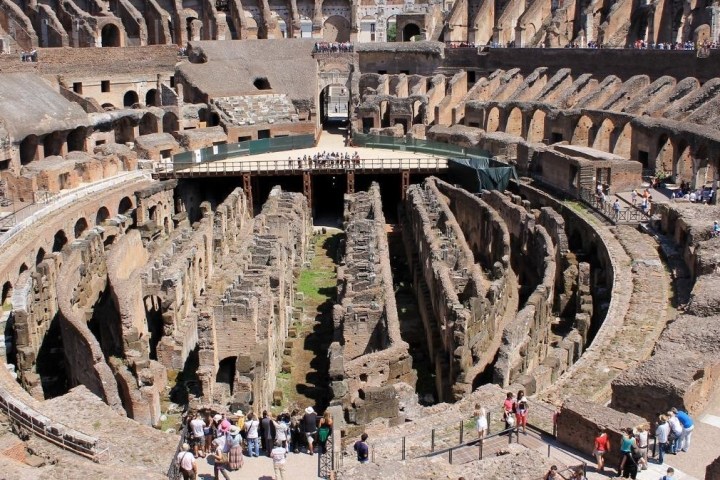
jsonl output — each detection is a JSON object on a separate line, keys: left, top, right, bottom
{"left": 102, "top": 103, "right": 116, "bottom": 111}
{"left": 43, "top": 131, "right": 64, "bottom": 157}
{"left": 402, "top": 23, "right": 421, "bottom": 41}
{"left": 655, "top": 134, "right": 673, "bottom": 174}
{"left": 145, "top": 89, "right": 160, "bottom": 107}
{"left": 18, "top": 263, "right": 28, "bottom": 275}
{"left": 571, "top": 115, "right": 594, "bottom": 147}
{"left": 1, "top": 281, "right": 12, "bottom": 308}
{"left": 123, "top": 90, "right": 139, "bottom": 108}
{"left": 323, "top": 15, "right": 351, "bottom": 42}
{"left": 19, "top": 135, "right": 38, "bottom": 164}
{"left": 139, "top": 113, "right": 159, "bottom": 136}
{"left": 216, "top": 356, "right": 237, "bottom": 395}
{"left": 413, "top": 100, "right": 424, "bottom": 124}
{"left": 613, "top": 123, "right": 632, "bottom": 159}
{"left": 119, "top": 196, "right": 134, "bottom": 214}
{"left": 96, "top": 206, "right": 111, "bottom": 225}
{"left": 144, "top": 295, "right": 163, "bottom": 360}
{"left": 486, "top": 107, "right": 500, "bottom": 133}
{"left": 35, "top": 247, "right": 46, "bottom": 265}
{"left": 67, "top": 127, "right": 87, "bottom": 153}
{"left": 592, "top": 118, "right": 615, "bottom": 153}
{"left": 527, "top": 110, "right": 547, "bottom": 143}
{"left": 163, "top": 112, "right": 179, "bottom": 133}
{"left": 74, "top": 217, "right": 89, "bottom": 238}
{"left": 101, "top": 24, "right": 122, "bottom": 47}
{"left": 52, "top": 230, "right": 68, "bottom": 252}
{"left": 505, "top": 107, "right": 523, "bottom": 137}
{"left": 115, "top": 117, "right": 135, "bottom": 144}
{"left": 674, "top": 140, "right": 692, "bottom": 184}
{"left": 693, "top": 145, "right": 712, "bottom": 188}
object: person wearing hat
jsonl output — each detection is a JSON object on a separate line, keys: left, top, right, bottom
{"left": 212, "top": 436, "right": 231, "bottom": 480}
{"left": 303, "top": 406, "right": 318, "bottom": 455}
{"left": 227, "top": 425, "right": 244, "bottom": 470}
{"left": 176, "top": 443, "right": 197, "bottom": 480}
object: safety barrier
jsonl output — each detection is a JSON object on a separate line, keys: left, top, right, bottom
{"left": 172, "top": 135, "right": 316, "bottom": 165}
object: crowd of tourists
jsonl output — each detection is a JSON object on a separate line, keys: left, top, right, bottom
{"left": 589, "top": 407, "right": 694, "bottom": 479}
{"left": 289, "top": 151, "right": 361, "bottom": 169}
{"left": 671, "top": 181, "right": 716, "bottom": 203}
{"left": 20, "top": 50, "right": 37, "bottom": 62}
{"left": 313, "top": 42, "right": 353, "bottom": 53}
{"left": 175, "top": 406, "right": 334, "bottom": 480}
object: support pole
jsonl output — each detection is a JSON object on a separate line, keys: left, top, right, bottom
{"left": 347, "top": 170, "right": 355, "bottom": 194}
{"left": 242, "top": 173, "right": 253, "bottom": 214}
{"left": 401, "top": 170, "right": 410, "bottom": 201}
{"left": 303, "top": 171, "right": 313, "bottom": 209}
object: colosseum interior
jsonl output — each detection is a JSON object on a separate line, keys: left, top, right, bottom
{"left": 0, "top": 0, "right": 720, "bottom": 478}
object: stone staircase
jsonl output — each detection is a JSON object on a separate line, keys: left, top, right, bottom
{"left": 213, "top": 94, "right": 298, "bottom": 126}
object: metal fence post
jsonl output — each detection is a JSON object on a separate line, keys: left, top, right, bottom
{"left": 479, "top": 439, "right": 483, "bottom": 460}
{"left": 402, "top": 436, "right": 406, "bottom": 461}
{"left": 459, "top": 421, "right": 464, "bottom": 444}
{"left": 431, "top": 429, "right": 435, "bottom": 453}
{"left": 448, "top": 447, "right": 453, "bottom": 465}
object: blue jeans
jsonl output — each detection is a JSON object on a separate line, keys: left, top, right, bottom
{"left": 657, "top": 442, "right": 666, "bottom": 464}
{"left": 247, "top": 437, "right": 260, "bottom": 457}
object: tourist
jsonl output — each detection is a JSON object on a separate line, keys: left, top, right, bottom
{"left": 354, "top": 433, "right": 370, "bottom": 463}
{"left": 618, "top": 427, "right": 636, "bottom": 472}
{"left": 189, "top": 414, "right": 206, "bottom": 457}
{"left": 593, "top": 428, "right": 610, "bottom": 472}
{"left": 227, "top": 425, "right": 244, "bottom": 470}
{"left": 176, "top": 443, "right": 197, "bottom": 480}
{"left": 260, "top": 410, "right": 276, "bottom": 456}
{"left": 571, "top": 466, "right": 588, "bottom": 480}
{"left": 303, "top": 406, "right": 318, "bottom": 455}
{"left": 613, "top": 199, "right": 621, "bottom": 220}
{"left": 515, "top": 390, "right": 528, "bottom": 434}
{"left": 672, "top": 407, "right": 694, "bottom": 452}
{"left": 271, "top": 440, "right": 288, "bottom": 479}
{"left": 712, "top": 220, "right": 720, "bottom": 238}
{"left": 544, "top": 465, "right": 560, "bottom": 480}
{"left": 245, "top": 412, "right": 260, "bottom": 457}
{"left": 219, "top": 414, "right": 231, "bottom": 436}
{"left": 655, "top": 415, "right": 670, "bottom": 464}
{"left": 274, "top": 412, "right": 290, "bottom": 453}
{"left": 318, "top": 410, "right": 334, "bottom": 454}
{"left": 212, "top": 436, "right": 231, "bottom": 480}
{"left": 621, "top": 444, "right": 642, "bottom": 479}
{"left": 204, "top": 412, "right": 215, "bottom": 457}
{"left": 634, "top": 425, "right": 648, "bottom": 469}
{"left": 667, "top": 410, "right": 682, "bottom": 454}
{"left": 631, "top": 189, "right": 638, "bottom": 205}
{"left": 661, "top": 467, "right": 675, "bottom": 480}
{"left": 475, "top": 405, "right": 488, "bottom": 442}
{"left": 289, "top": 409, "right": 302, "bottom": 453}
{"left": 502, "top": 391, "right": 516, "bottom": 430}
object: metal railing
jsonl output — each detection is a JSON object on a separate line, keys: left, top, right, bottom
{"left": 166, "top": 422, "right": 188, "bottom": 479}
{"left": 318, "top": 429, "right": 335, "bottom": 479}
{"left": 578, "top": 187, "right": 651, "bottom": 224}
{"left": 159, "top": 156, "right": 450, "bottom": 176}
{"left": 422, "top": 425, "right": 522, "bottom": 465}
{"left": 352, "top": 133, "right": 495, "bottom": 161}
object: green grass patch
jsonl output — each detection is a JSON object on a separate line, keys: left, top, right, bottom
{"left": 297, "top": 269, "right": 336, "bottom": 305}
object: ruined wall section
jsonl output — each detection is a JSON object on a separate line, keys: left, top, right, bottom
{"left": 55, "top": 231, "right": 125, "bottom": 415}
{"left": 481, "top": 190, "right": 556, "bottom": 391}
{"left": 329, "top": 183, "right": 415, "bottom": 425}
{"left": 197, "top": 187, "right": 310, "bottom": 413}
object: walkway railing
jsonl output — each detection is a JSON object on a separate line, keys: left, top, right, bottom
{"left": 578, "top": 187, "right": 651, "bottom": 224}
{"left": 158, "top": 156, "right": 449, "bottom": 176}
{"left": 166, "top": 422, "right": 188, "bottom": 479}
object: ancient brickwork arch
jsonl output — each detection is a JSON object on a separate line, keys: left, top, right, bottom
{"left": 505, "top": 107, "right": 523, "bottom": 137}
{"left": 592, "top": 118, "right": 615, "bottom": 153}
{"left": 486, "top": 107, "right": 501, "bottom": 133}
{"left": 527, "top": 109, "right": 547, "bottom": 143}
{"left": 612, "top": 123, "right": 632, "bottom": 159}
{"left": 572, "top": 115, "right": 594, "bottom": 147}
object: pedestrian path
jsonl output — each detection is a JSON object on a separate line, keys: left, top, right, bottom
{"left": 195, "top": 449, "right": 320, "bottom": 480}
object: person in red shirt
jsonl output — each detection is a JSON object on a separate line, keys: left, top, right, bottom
{"left": 593, "top": 428, "right": 610, "bottom": 473}
{"left": 503, "top": 392, "right": 515, "bottom": 429}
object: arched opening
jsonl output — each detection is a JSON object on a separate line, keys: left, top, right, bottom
{"left": 486, "top": 107, "right": 500, "bottom": 133}
{"left": 613, "top": 123, "right": 632, "bottom": 159}
{"left": 144, "top": 295, "right": 163, "bottom": 360}
{"left": 74, "top": 217, "right": 89, "bottom": 239}
{"left": 115, "top": 117, "right": 135, "bottom": 144}
{"left": 655, "top": 135, "right": 673, "bottom": 174}
{"left": 148, "top": 205, "right": 158, "bottom": 223}
{"left": 163, "top": 112, "right": 179, "bottom": 133}
{"left": 119, "top": 196, "right": 133, "bottom": 215}
{"left": 186, "top": 17, "right": 202, "bottom": 42}
{"left": 675, "top": 141, "right": 692, "bottom": 184}
{"left": 35, "top": 248, "right": 46, "bottom": 266}
{"left": 101, "top": 24, "right": 121, "bottom": 47}
{"left": 253, "top": 77, "right": 271, "bottom": 90}
{"left": 527, "top": 110, "right": 547, "bottom": 143}
{"left": 19, "top": 135, "right": 38, "bottom": 164}
{"left": 102, "top": 103, "right": 116, "bottom": 111}
{"left": 320, "top": 84, "right": 349, "bottom": 128}
{"left": 67, "top": 127, "right": 86, "bottom": 153}
{"left": 2, "top": 281, "right": 12, "bottom": 308}
{"left": 300, "top": 16, "right": 312, "bottom": 38}
{"left": 592, "top": 118, "right": 615, "bottom": 153}
{"left": 693, "top": 145, "right": 711, "bottom": 189}
{"left": 35, "top": 315, "right": 70, "bottom": 398}
{"left": 52, "top": 230, "right": 68, "bottom": 252}
{"left": 505, "top": 107, "right": 523, "bottom": 137}
{"left": 139, "top": 113, "right": 158, "bottom": 136}
{"left": 96, "top": 206, "right": 110, "bottom": 225}
{"left": 18, "top": 263, "right": 28, "bottom": 275}
{"left": 43, "top": 132, "right": 63, "bottom": 157}
{"left": 145, "top": 89, "right": 160, "bottom": 107}
{"left": 402, "top": 23, "right": 421, "bottom": 42}
{"left": 323, "top": 15, "right": 351, "bottom": 42}
{"left": 216, "top": 356, "right": 237, "bottom": 395}
{"left": 571, "top": 115, "right": 594, "bottom": 147}
{"left": 123, "top": 90, "right": 139, "bottom": 108}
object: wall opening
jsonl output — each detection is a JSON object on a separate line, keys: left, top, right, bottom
{"left": 35, "top": 315, "right": 70, "bottom": 399}
{"left": 74, "top": 218, "right": 89, "bottom": 238}
{"left": 253, "top": 77, "right": 271, "bottom": 90}
{"left": 101, "top": 24, "right": 121, "bottom": 47}
{"left": 52, "top": 230, "right": 68, "bottom": 252}
{"left": 216, "top": 356, "right": 237, "bottom": 395}
{"left": 144, "top": 295, "right": 163, "bottom": 360}
{"left": 123, "top": 91, "right": 139, "bottom": 108}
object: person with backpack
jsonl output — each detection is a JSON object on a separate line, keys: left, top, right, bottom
{"left": 661, "top": 467, "right": 675, "bottom": 480}
{"left": 176, "top": 443, "right": 197, "bottom": 480}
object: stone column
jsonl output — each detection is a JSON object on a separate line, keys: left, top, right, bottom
{"left": 709, "top": 6, "right": 720, "bottom": 43}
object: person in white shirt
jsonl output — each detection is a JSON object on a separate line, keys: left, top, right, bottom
{"left": 271, "top": 440, "right": 288, "bottom": 480}
{"left": 655, "top": 415, "right": 670, "bottom": 464}
{"left": 176, "top": 443, "right": 197, "bottom": 480}
{"left": 667, "top": 411, "right": 683, "bottom": 454}
{"left": 475, "top": 406, "right": 488, "bottom": 442}
{"left": 245, "top": 412, "right": 260, "bottom": 457}
{"left": 213, "top": 437, "right": 231, "bottom": 480}
{"left": 189, "top": 414, "right": 206, "bottom": 457}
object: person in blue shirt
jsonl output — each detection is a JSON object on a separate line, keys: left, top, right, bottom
{"left": 672, "top": 407, "right": 694, "bottom": 452}
{"left": 354, "top": 433, "right": 369, "bottom": 463}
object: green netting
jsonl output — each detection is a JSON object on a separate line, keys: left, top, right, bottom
{"left": 351, "top": 133, "right": 494, "bottom": 159}
{"left": 447, "top": 157, "right": 517, "bottom": 192}
{"left": 173, "top": 135, "right": 315, "bottom": 165}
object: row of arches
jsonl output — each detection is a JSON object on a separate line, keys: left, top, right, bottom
{"left": 476, "top": 105, "right": 720, "bottom": 187}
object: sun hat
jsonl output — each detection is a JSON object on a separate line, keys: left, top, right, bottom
{"left": 229, "top": 425, "right": 240, "bottom": 435}
{"left": 213, "top": 414, "right": 222, "bottom": 422}
{"left": 305, "top": 406, "right": 315, "bottom": 414}
{"left": 234, "top": 410, "right": 244, "bottom": 416}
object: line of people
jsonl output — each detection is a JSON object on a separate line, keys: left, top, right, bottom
{"left": 289, "top": 151, "right": 361, "bottom": 169}
{"left": 313, "top": 42, "right": 353, "bottom": 53}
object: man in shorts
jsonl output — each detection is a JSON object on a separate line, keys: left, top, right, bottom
{"left": 189, "top": 414, "right": 206, "bottom": 457}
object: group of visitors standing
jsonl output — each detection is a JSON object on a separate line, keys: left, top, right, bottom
{"left": 501, "top": 390, "right": 529, "bottom": 433}
{"left": 313, "top": 42, "right": 353, "bottom": 53}
{"left": 176, "top": 406, "right": 334, "bottom": 480}
{"left": 591, "top": 407, "right": 694, "bottom": 479}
